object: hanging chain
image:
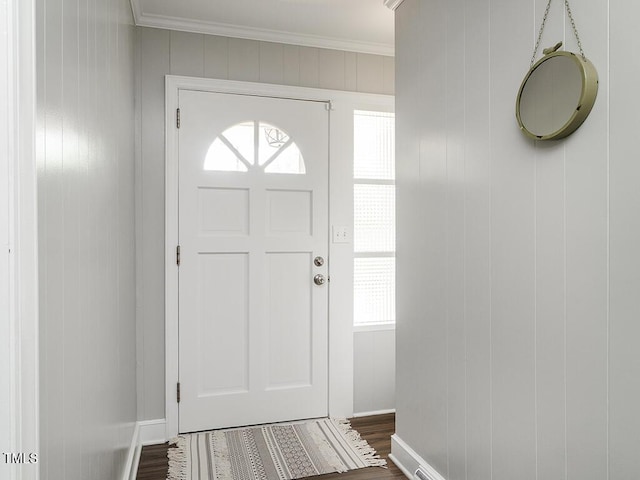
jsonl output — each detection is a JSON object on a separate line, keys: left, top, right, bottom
{"left": 531, "top": 0, "right": 553, "bottom": 67}
{"left": 530, "top": 0, "right": 586, "bottom": 68}
{"left": 564, "top": 0, "right": 586, "bottom": 61}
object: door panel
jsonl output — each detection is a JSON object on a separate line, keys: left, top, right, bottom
{"left": 197, "top": 187, "right": 250, "bottom": 235}
{"left": 266, "top": 252, "right": 313, "bottom": 389}
{"left": 197, "top": 253, "right": 249, "bottom": 396}
{"left": 178, "top": 90, "right": 329, "bottom": 432}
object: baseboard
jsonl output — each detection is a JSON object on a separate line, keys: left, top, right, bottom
{"left": 121, "top": 419, "right": 166, "bottom": 480}
{"left": 140, "top": 418, "right": 167, "bottom": 445}
{"left": 352, "top": 408, "right": 396, "bottom": 418}
{"left": 390, "top": 434, "right": 447, "bottom": 480}
{"left": 122, "top": 423, "right": 141, "bottom": 480}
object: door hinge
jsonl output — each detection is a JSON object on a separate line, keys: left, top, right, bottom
{"left": 176, "top": 108, "right": 181, "bottom": 129}
{"left": 177, "top": 382, "right": 181, "bottom": 403}
{"left": 176, "top": 245, "right": 181, "bottom": 266}
{"left": 325, "top": 101, "right": 333, "bottom": 111}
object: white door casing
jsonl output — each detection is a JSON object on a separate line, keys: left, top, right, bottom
{"left": 177, "top": 90, "right": 329, "bottom": 432}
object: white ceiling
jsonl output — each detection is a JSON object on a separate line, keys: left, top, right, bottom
{"left": 130, "top": 0, "right": 395, "bottom": 56}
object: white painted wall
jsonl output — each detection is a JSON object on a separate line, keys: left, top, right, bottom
{"left": 36, "top": 0, "right": 137, "bottom": 478}
{"left": 394, "top": 0, "right": 640, "bottom": 479}
{"left": 136, "top": 27, "right": 396, "bottom": 422}
{"left": 353, "top": 327, "right": 395, "bottom": 415}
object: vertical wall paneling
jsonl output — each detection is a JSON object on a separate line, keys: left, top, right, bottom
{"left": 117, "top": 0, "right": 138, "bottom": 466}
{"left": 489, "top": 0, "right": 537, "bottom": 478}
{"left": 394, "top": 0, "right": 427, "bottom": 450}
{"left": 42, "top": 0, "right": 65, "bottom": 474}
{"left": 356, "top": 54, "right": 385, "bottom": 94}
{"left": 137, "top": 26, "right": 171, "bottom": 421}
{"left": 394, "top": 0, "right": 639, "bottom": 479}
{"left": 228, "top": 38, "right": 260, "bottom": 82}
{"left": 533, "top": 1, "right": 568, "bottom": 478}
{"left": 563, "top": 0, "right": 609, "bottom": 478}
{"left": 418, "top": 0, "right": 449, "bottom": 473}
{"left": 298, "top": 46, "right": 320, "bottom": 87}
{"left": 382, "top": 57, "right": 395, "bottom": 99}
{"left": 462, "top": 0, "right": 492, "bottom": 478}
{"left": 282, "top": 45, "right": 301, "bottom": 85}
{"left": 259, "top": 42, "right": 285, "bottom": 84}
{"left": 36, "top": 0, "right": 137, "bottom": 477}
{"left": 318, "top": 49, "right": 346, "bottom": 91}
{"left": 170, "top": 31, "right": 204, "bottom": 77}
{"left": 136, "top": 27, "right": 395, "bottom": 421}
{"left": 444, "top": 0, "right": 466, "bottom": 478}
{"left": 62, "top": 0, "right": 81, "bottom": 476}
{"left": 345, "top": 52, "right": 358, "bottom": 91}
{"left": 204, "top": 35, "right": 229, "bottom": 79}
{"left": 609, "top": 1, "right": 640, "bottom": 478}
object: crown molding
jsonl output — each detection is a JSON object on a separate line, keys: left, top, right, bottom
{"left": 383, "top": 0, "right": 405, "bottom": 11}
{"left": 130, "top": 7, "right": 394, "bottom": 56}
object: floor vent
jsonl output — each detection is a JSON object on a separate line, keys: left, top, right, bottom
{"left": 414, "top": 466, "right": 437, "bottom": 480}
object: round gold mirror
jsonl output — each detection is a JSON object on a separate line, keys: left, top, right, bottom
{"left": 516, "top": 50, "right": 598, "bottom": 140}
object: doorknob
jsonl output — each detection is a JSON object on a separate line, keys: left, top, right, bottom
{"left": 314, "top": 256, "right": 324, "bottom": 267}
{"left": 313, "top": 274, "right": 325, "bottom": 286}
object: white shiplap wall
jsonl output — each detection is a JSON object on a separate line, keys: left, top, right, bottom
{"left": 36, "top": 0, "right": 137, "bottom": 478}
{"left": 136, "top": 27, "right": 396, "bottom": 421}
{"left": 394, "top": 0, "right": 640, "bottom": 479}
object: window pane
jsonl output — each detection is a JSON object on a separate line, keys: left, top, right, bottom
{"left": 354, "top": 110, "right": 395, "bottom": 180}
{"left": 354, "top": 257, "right": 395, "bottom": 325}
{"left": 354, "top": 184, "right": 395, "bottom": 253}
{"left": 264, "top": 142, "right": 306, "bottom": 174}
{"left": 221, "top": 122, "right": 255, "bottom": 165}
{"left": 259, "top": 122, "right": 288, "bottom": 165}
{"left": 204, "top": 138, "right": 249, "bottom": 172}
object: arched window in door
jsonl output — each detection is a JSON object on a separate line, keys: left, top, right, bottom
{"left": 204, "top": 121, "right": 306, "bottom": 175}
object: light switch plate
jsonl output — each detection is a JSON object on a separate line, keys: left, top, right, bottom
{"left": 332, "top": 226, "right": 349, "bottom": 243}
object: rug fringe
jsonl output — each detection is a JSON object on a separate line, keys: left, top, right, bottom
{"left": 167, "top": 436, "right": 188, "bottom": 480}
{"left": 307, "top": 425, "right": 350, "bottom": 474}
{"left": 331, "top": 418, "right": 388, "bottom": 468}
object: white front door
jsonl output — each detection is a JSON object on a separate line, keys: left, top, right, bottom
{"left": 177, "top": 90, "right": 329, "bottom": 433}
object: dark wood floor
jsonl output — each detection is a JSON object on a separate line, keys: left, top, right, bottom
{"left": 136, "top": 413, "right": 405, "bottom": 480}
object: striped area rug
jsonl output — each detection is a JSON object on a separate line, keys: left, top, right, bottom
{"left": 168, "top": 418, "right": 387, "bottom": 480}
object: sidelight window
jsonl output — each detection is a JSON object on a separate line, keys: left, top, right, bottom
{"left": 353, "top": 111, "right": 396, "bottom": 327}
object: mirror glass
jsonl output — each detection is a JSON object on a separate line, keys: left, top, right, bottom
{"left": 519, "top": 55, "right": 583, "bottom": 137}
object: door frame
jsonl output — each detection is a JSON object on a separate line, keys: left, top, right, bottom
{"left": 164, "top": 76, "right": 393, "bottom": 438}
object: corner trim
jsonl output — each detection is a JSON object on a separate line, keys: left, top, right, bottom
{"left": 122, "top": 423, "right": 141, "bottom": 480}
{"left": 129, "top": 0, "right": 142, "bottom": 25}
{"left": 383, "top": 0, "right": 405, "bottom": 11}
{"left": 390, "top": 434, "right": 447, "bottom": 480}
{"left": 139, "top": 419, "right": 168, "bottom": 446}
{"left": 133, "top": 12, "right": 394, "bottom": 56}
{"left": 3, "top": 1, "right": 40, "bottom": 479}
